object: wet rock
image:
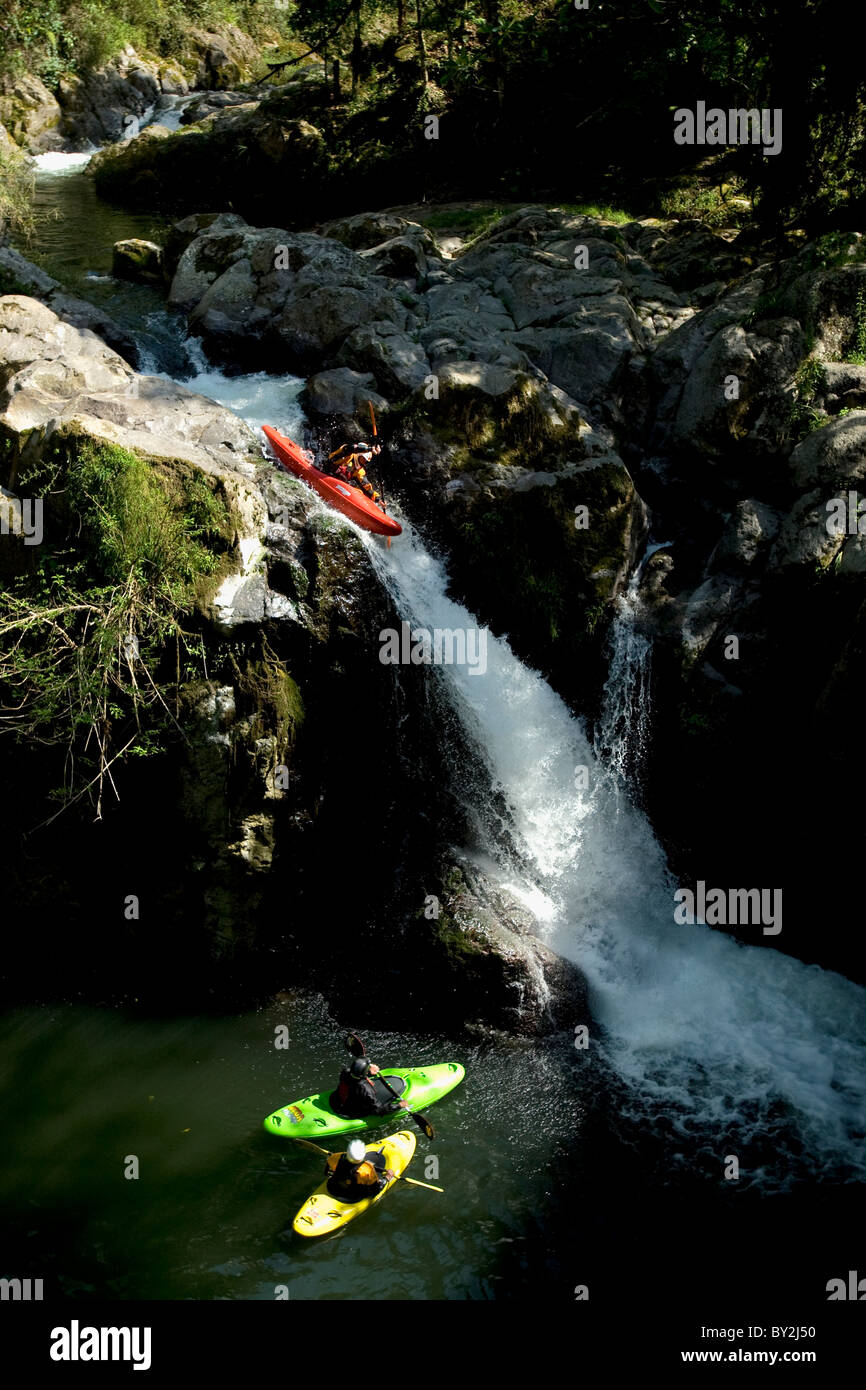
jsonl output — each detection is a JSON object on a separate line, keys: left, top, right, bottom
{"left": 0, "top": 296, "right": 254, "bottom": 473}
{"left": 167, "top": 216, "right": 406, "bottom": 371}
{"left": 112, "top": 238, "right": 164, "bottom": 285}
{"left": 423, "top": 861, "right": 587, "bottom": 1036}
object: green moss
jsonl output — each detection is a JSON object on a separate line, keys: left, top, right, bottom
{"left": 431, "top": 913, "right": 487, "bottom": 964}
{"left": 0, "top": 433, "right": 234, "bottom": 812}
{"left": 231, "top": 648, "right": 305, "bottom": 759}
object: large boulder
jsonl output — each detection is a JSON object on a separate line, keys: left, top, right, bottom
{"left": 780, "top": 264, "right": 866, "bottom": 361}
{"left": 0, "top": 75, "right": 62, "bottom": 151}
{"left": 56, "top": 48, "right": 164, "bottom": 148}
{"left": 166, "top": 216, "right": 407, "bottom": 371}
{"left": 0, "top": 245, "right": 141, "bottom": 366}
{"left": 335, "top": 322, "right": 431, "bottom": 393}
{"left": 189, "top": 26, "right": 261, "bottom": 90}
{"left": 301, "top": 369, "right": 388, "bottom": 432}
{"left": 422, "top": 860, "right": 587, "bottom": 1036}
{"left": 91, "top": 105, "right": 328, "bottom": 222}
{"left": 112, "top": 238, "right": 163, "bottom": 285}
{"left": 0, "top": 295, "right": 257, "bottom": 484}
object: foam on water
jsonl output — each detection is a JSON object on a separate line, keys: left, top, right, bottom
{"left": 154, "top": 340, "right": 307, "bottom": 440}
{"left": 32, "top": 152, "right": 94, "bottom": 173}
{"left": 359, "top": 522, "right": 866, "bottom": 1183}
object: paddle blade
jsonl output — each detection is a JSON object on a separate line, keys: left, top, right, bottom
{"left": 412, "top": 1112, "right": 435, "bottom": 1141}
{"left": 344, "top": 1032, "right": 366, "bottom": 1057}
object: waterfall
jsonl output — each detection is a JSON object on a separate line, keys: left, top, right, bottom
{"left": 132, "top": 354, "right": 866, "bottom": 1191}
{"left": 594, "top": 542, "right": 668, "bottom": 806}
{"left": 357, "top": 523, "right": 866, "bottom": 1189}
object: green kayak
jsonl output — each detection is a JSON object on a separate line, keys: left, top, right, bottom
{"left": 263, "top": 1062, "right": 464, "bottom": 1140}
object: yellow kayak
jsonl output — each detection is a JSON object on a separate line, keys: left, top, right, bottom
{"left": 292, "top": 1131, "right": 417, "bottom": 1237}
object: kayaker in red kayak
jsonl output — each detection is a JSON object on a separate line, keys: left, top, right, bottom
{"left": 332, "top": 1057, "right": 409, "bottom": 1118}
{"left": 323, "top": 440, "right": 386, "bottom": 508}
{"left": 324, "top": 1138, "right": 395, "bottom": 1203}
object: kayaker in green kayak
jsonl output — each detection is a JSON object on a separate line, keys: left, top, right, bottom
{"left": 332, "top": 1056, "right": 410, "bottom": 1120}
{"left": 324, "top": 1137, "right": 395, "bottom": 1204}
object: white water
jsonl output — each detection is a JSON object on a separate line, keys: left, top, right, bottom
{"left": 153, "top": 362, "right": 866, "bottom": 1188}
{"left": 359, "top": 525, "right": 866, "bottom": 1185}
{"left": 32, "top": 151, "right": 94, "bottom": 173}
{"left": 30, "top": 94, "right": 195, "bottom": 177}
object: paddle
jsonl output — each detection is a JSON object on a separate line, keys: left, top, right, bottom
{"left": 293, "top": 1135, "right": 444, "bottom": 1193}
{"left": 367, "top": 399, "right": 388, "bottom": 512}
{"left": 344, "top": 1032, "right": 435, "bottom": 1140}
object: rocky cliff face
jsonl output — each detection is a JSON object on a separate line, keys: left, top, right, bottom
{"left": 4, "top": 174, "right": 865, "bottom": 1012}
{"left": 138, "top": 200, "right": 866, "bottom": 981}
{"left": 0, "top": 286, "right": 583, "bottom": 1030}
{"left": 616, "top": 241, "right": 866, "bottom": 977}
{"left": 0, "top": 28, "right": 264, "bottom": 155}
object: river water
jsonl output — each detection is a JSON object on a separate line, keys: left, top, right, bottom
{"left": 3, "top": 152, "right": 865, "bottom": 1305}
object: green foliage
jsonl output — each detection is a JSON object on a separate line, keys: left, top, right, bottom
{"left": 421, "top": 205, "right": 512, "bottom": 233}
{"left": 845, "top": 289, "right": 866, "bottom": 366}
{"left": 803, "top": 231, "right": 866, "bottom": 273}
{"left": 0, "top": 438, "right": 231, "bottom": 816}
{"left": 0, "top": 141, "right": 37, "bottom": 240}
{"left": 68, "top": 441, "right": 225, "bottom": 590}
{"left": 787, "top": 357, "right": 827, "bottom": 439}
{"left": 657, "top": 178, "right": 749, "bottom": 229}
{"left": 681, "top": 709, "right": 710, "bottom": 735}
{"left": 555, "top": 202, "right": 634, "bottom": 225}
{"left": 0, "top": 0, "right": 294, "bottom": 82}
{"left": 585, "top": 602, "right": 605, "bottom": 636}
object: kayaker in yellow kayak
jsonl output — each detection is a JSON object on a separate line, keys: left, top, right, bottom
{"left": 323, "top": 440, "right": 385, "bottom": 508}
{"left": 332, "top": 1056, "right": 410, "bottom": 1119}
{"left": 324, "top": 1137, "right": 395, "bottom": 1204}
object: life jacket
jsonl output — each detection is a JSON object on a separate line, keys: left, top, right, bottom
{"left": 326, "top": 1150, "right": 387, "bottom": 1202}
{"left": 334, "top": 1069, "right": 377, "bottom": 1116}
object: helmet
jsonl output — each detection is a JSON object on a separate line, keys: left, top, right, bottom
{"left": 346, "top": 1139, "right": 367, "bottom": 1165}
{"left": 349, "top": 1058, "right": 370, "bottom": 1078}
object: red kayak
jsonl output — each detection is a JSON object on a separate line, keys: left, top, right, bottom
{"left": 262, "top": 425, "right": 401, "bottom": 538}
